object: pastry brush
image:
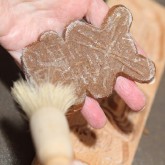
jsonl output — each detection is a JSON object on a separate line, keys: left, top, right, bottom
{"left": 12, "top": 80, "right": 77, "bottom": 165}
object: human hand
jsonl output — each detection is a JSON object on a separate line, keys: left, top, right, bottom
{"left": 0, "top": 0, "right": 146, "bottom": 129}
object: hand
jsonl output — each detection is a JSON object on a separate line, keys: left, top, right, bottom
{"left": 0, "top": 0, "right": 146, "bottom": 129}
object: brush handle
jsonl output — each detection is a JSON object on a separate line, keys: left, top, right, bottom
{"left": 30, "top": 107, "right": 73, "bottom": 165}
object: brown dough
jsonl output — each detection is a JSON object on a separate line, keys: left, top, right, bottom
{"left": 22, "top": 5, "right": 156, "bottom": 104}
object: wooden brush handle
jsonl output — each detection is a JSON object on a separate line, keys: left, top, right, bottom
{"left": 30, "top": 107, "right": 73, "bottom": 165}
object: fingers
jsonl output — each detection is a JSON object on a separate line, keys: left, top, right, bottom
{"left": 81, "top": 96, "right": 107, "bottom": 129}
{"left": 82, "top": 77, "right": 146, "bottom": 129}
{"left": 82, "top": 77, "right": 146, "bottom": 130}
{"left": 86, "top": 0, "right": 109, "bottom": 27}
{"left": 114, "top": 46, "right": 147, "bottom": 111}
{"left": 115, "top": 77, "right": 146, "bottom": 111}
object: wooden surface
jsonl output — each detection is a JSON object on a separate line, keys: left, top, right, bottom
{"left": 33, "top": 0, "right": 165, "bottom": 165}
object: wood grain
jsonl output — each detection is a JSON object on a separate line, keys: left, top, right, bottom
{"left": 33, "top": 0, "right": 165, "bottom": 164}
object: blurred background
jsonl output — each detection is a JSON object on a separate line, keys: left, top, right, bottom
{"left": 157, "top": 0, "right": 165, "bottom": 5}
{"left": 134, "top": 1, "right": 165, "bottom": 164}
{"left": 0, "top": 0, "right": 165, "bottom": 165}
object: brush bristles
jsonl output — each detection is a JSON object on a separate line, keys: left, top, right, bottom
{"left": 12, "top": 79, "right": 77, "bottom": 118}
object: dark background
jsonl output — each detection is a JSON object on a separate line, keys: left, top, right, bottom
{"left": 0, "top": 0, "right": 165, "bottom": 165}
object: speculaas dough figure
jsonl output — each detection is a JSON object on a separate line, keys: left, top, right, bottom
{"left": 22, "top": 5, "right": 155, "bottom": 105}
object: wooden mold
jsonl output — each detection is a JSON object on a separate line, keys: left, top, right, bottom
{"left": 33, "top": 0, "right": 165, "bottom": 164}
